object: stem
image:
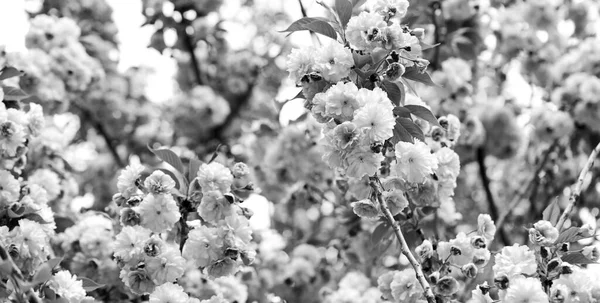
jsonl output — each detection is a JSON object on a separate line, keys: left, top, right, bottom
{"left": 180, "top": 22, "right": 203, "bottom": 86}
{"left": 476, "top": 147, "right": 509, "bottom": 245}
{"left": 75, "top": 103, "right": 125, "bottom": 168}
{"left": 495, "top": 141, "right": 557, "bottom": 236}
{"left": 430, "top": 1, "right": 442, "bottom": 69}
{"left": 178, "top": 198, "right": 192, "bottom": 252}
{"left": 370, "top": 178, "right": 436, "bottom": 303}
{"left": 556, "top": 142, "right": 600, "bottom": 230}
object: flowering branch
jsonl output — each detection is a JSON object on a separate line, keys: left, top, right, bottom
{"left": 555, "top": 142, "right": 600, "bottom": 231}
{"left": 476, "top": 147, "right": 509, "bottom": 245}
{"left": 370, "top": 178, "right": 436, "bottom": 303}
{"left": 495, "top": 141, "right": 558, "bottom": 238}
{"left": 74, "top": 103, "right": 125, "bottom": 168}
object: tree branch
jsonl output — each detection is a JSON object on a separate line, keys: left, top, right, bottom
{"left": 556, "top": 142, "right": 600, "bottom": 231}
{"left": 476, "top": 147, "right": 509, "bottom": 245}
{"left": 74, "top": 103, "right": 125, "bottom": 168}
{"left": 370, "top": 177, "right": 436, "bottom": 303}
{"left": 180, "top": 22, "right": 203, "bottom": 86}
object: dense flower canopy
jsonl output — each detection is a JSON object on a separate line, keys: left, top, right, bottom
{"left": 0, "top": 0, "right": 600, "bottom": 302}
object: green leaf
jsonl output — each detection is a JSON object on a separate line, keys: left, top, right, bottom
{"left": 398, "top": 117, "right": 425, "bottom": 142}
{"left": 0, "top": 66, "right": 23, "bottom": 81}
{"left": 207, "top": 144, "right": 222, "bottom": 164}
{"left": 393, "top": 106, "right": 412, "bottom": 119}
{"left": 148, "top": 146, "right": 185, "bottom": 174}
{"left": 54, "top": 216, "right": 75, "bottom": 233}
{"left": 390, "top": 117, "right": 414, "bottom": 144}
{"left": 7, "top": 206, "right": 26, "bottom": 218}
{"left": 402, "top": 67, "right": 438, "bottom": 87}
{"left": 0, "top": 261, "right": 13, "bottom": 276}
{"left": 280, "top": 17, "right": 338, "bottom": 40}
{"left": 2, "top": 86, "right": 28, "bottom": 101}
{"left": 554, "top": 227, "right": 588, "bottom": 244}
{"left": 561, "top": 252, "right": 597, "bottom": 265}
{"left": 32, "top": 262, "right": 53, "bottom": 285}
{"left": 23, "top": 213, "right": 51, "bottom": 224}
{"left": 542, "top": 198, "right": 561, "bottom": 226}
{"left": 335, "top": 0, "right": 353, "bottom": 28}
{"left": 371, "top": 222, "right": 390, "bottom": 246}
{"left": 79, "top": 277, "right": 105, "bottom": 292}
{"left": 43, "top": 287, "right": 57, "bottom": 300}
{"left": 187, "top": 158, "right": 202, "bottom": 184}
{"left": 404, "top": 105, "right": 441, "bottom": 127}
{"left": 381, "top": 80, "right": 404, "bottom": 106}
{"left": 351, "top": 0, "right": 366, "bottom": 8}
{"left": 420, "top": 41, "right": 440, "bottom": 51}
{"left": 352, "top": 51, "right": 373, "bottom": 70}
{"left": 47, "top": 258, "right": 63, "bottom": 270}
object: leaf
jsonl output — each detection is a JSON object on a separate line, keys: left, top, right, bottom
{"left": 208, "top": 144, "right": 222, "bottom": 164}
{"left": 293, "top": 90, "right": 305, "bottom": 100}
{"left": 0, "top": 66, "right": 22, "bottom": 80}
{"left": 187, "top": 158, "right": 202, "bottom": 183}
{"left": 280, "top": 17, "right": 338, "bottom": 40}
{"left": 54, "top": 216, "right": 75, "bottom": 233}
{"left": 148, "top": 146, "right": 185, "bottom": 174}
{"left": 420, "top": 42, "right": 440, "bottom": 51}
{"left": 79, "top": 277, "right": 105, "bottom": 292}
{"left": 335, "top": 0, "right": 353, "bottom": 28}
{"left": 391, "top": 118, "right": 414, "bottom": 144}
{"left": 404, "top": 105, "right": 441, "bottom": 127}
{"left": 43, "top": 287, "right": 57, "bottom": 300}
{"left": 2, "top": 86, "right": 29, "bottom": 101}
{"left": 32, "top": 262, "right": 53, "bottom": 285}
{"left": 381, "top": 80, "right": 404, "bottom": 106}
{"left": 554, "top": 227, "right": 588, "bottom": 244}
{"left": 398, "top": 117, "right": 425, "bottom": 142}
{"left": 402, "top": 67, "right": 438, "bottom": 87}
{"left": 0, "top": 261, "right": 13, "bottom": 276}
{"left": 7, "top": 206, "right": 26, "bottom": 218}
{"left": 371, "top": 222, "right": 390, "bottom": 245}
{"left": 393, "top": 106, "right": 412, "bottom": 119}
{"left": 353, "top": 51, "right": 373, "bottom": 70}
{"left": 351, "top": 0, "right": 367, "bottom": 8}
{"left": 561, "top": 252, "right": 597, "bottom": 265}
{"left": 47, "top": 258, "right": 63, "bottom": 270}
{"left": 543, "top": 198, "right": 561, "bottom": 226}
{"left": 23, "top": 213, "right": 51, "bottom": 224}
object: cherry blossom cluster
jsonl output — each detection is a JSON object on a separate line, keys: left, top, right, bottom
{"left": 112, "top": 159, "right": 255, "bottom": 300}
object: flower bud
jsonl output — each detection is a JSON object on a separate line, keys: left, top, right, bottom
{"left": 461, "top": 263, "right": 478, "bottom": 278}
{"left": 582, "top": 245, "right": 600, "bottom": 262}
{"left": 435, "top": 276, "right": 459, "bottom": 296}
{"left": 450, "top": 246, "right": 462, "bottom": 256}
{"left": 143, "top": 236, "right": 163, "bottom": 257}
{"left": 428, "top": 271, "right": 440, "bottom": 284}
{"left": 529, "top": 220, "right": 559, "bottom": 246}
{"left": 207, "top": 258, "right": 237, "bottom": 278}
{"left": 470, "top": 236, "right": 487, "bottom": 249}
{"left": 494, "top": 274, "right": 509, "bottom": 290}
{"left": 120, "top": 208, "right": 141, "bottom": 226}
{"left": 411, "top": 28, "right": 425, "bottom": 39}
{"left": 384, "top": 62, "right": 405, "bottom": 80}
{"left": 579, "top": 223, "right": 595, "bottom": 237}
{"left": 350, "top": 199, "right": 379, "bottom": 218}
{"left": 415, "top": 240, "right": 434, "bottom": 262}
{"left": 547, "top": 258, "right": 561, "bottom": 273}
{"left": 112, "top": 193, "right": 126, "bottom": 207}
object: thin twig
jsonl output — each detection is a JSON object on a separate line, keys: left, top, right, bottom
{"left": 495, "top": 141, "right": 558, "bottom": 235}
{"left": 370, "top": 178, "right": 436, "bottom": 303}
{"left": 476, "top": 147, "right": 509, "bottom": 245}
{"left": 180, "top": 21, "right": 203, "bottom": 86}
{"left": 74, "top": 103, "right": 125, "bottom": 168}
{"left": 556, "top": 142, "right": 600, "bottom": 230}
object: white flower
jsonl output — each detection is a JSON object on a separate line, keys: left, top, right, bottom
{"left": 220, "top": 214, "right": 253, "bottom": 247}
{"left": 146, "top": 246, "right": 186, "bottom": 284}
{"left": 136, "top": 194, "right": 181, "bottom": 233}
{"left": 435, "top": 147, "right": 460, "bottom": 184}
{"left": 477, "top": 214, "right": 496, "bottom": 243}
{"left": 324, "top": 82, "right": 360, "bottom": 121}
{"left": 144, "top": 170, "right": 176, "bottom": 195}
{"left": 0, "top": 169, "right": 20, "bottom": 206}
{"left": 383, "top": 189, "right": 408, "bottom": 215}
{"left": 582, "top": 245, "right": 600, "bottom": 262}
{"left": 345, "top": 12, "right": 387, "bottom": 52}
{"left": 492, "top": 244, "right": 537, "bottom": 280}
{"left": 197, "top": 162, "right": 233, "bottom": 193}
{"left": 117, "top": 163, "right": 145, "bottom": 199}
{"left": 351, "top": 199, "right": 380, "bottom": 218}
{"left": 49, "top": 271, "right": 87, "bottom": 303}
{"left": 370, "top": 0, "right": 410, "bottom": 19}
{"left": 315, "top": 42, "right": 354, "bottom": 82}
{"left": 338, "top": 272, "right": 372, "bottom": 292}
{"left": 10, "top": 219, "right": 49, "bottom": 260}
{"left": 415, "top": 239, "right": 434, "bottom": 261}
{"left": 345, "top": 147, "right": 385, "bottom": 178}
{"left": 353, "top": 100, "right": 396, "bottom": 143}
{"left": 112, "top": 225, "right": 151, "bottom": 263}
{"left": 437, "top": 232, "right": 475, "bottom": 266}
{"left": 552, "top": 267, "right": 594, "bottom": 301}
{"left": 149, "top": 283, "right": 190, "bottom": 303}
{"left": 198, "top": 190, "right": 233, "bottom": 223}
{"left": 503, "top": 277, "right": 548, "bottom": 303}
{"left": 0, "top": 117, "right": 26, "bottom": 157}
{"left": 213, "top": 276, "right": 249, "bottom": 303}
{"left": 390, "top": 268, "right": 423, "bottom": 302}
{"left": 27, "top": 103, "right": 45, "bottom": 137}
{"left": 394, "top": 140, "right": 438, "bottom": 184}
{"left": 286, "top": 46, "right": 316, "bottom": 83}
{"left": 441, "top": 58, "right": 472, "bottom": 90}
{"left": 466, "top": 285, "right": 493, "bottom": 303}
{"left": 529, "top": 220, "right": 559, "bottom": 246}
{"left": 182, "top": 225, "right": 223, "bottom": 267}
{"left": 330, "top": 122, "right": 362, "bottom": 151}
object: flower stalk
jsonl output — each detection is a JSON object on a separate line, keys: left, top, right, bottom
{"left": 556, "top": 142, "right": 600, "bottom": 231}
{"left": 370, "top": 178, "right": 436, "bottom": 303}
